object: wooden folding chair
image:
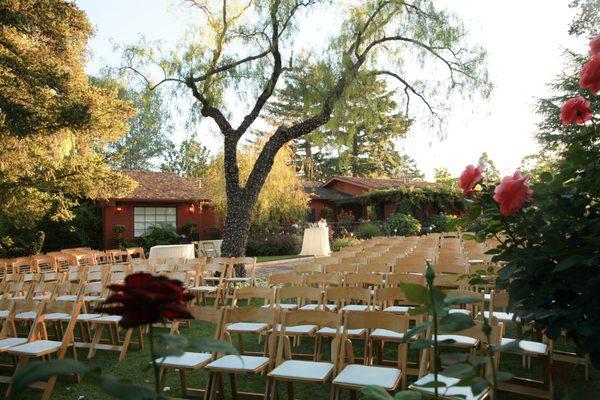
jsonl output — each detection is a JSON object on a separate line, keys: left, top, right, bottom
{"left": 204, "top": 307, "right": 279, "bottom": 399}
{"left": 11, "top": 257, "right": 34, "bottom": 275}
{"left": 189, "top": 262, "right": 226, "bottom": 306}
{"left": 357, "top": 261, "right": 392, "bottom": 274}
{"left": 6, "top": 301, "right": 83, "bottom": 400}
{"left": 87, "top": 311, "right": 144, "bottom": 362}
{"left": 32, "top": 255, "right": 57, "bottom": 274}
{"left": 233, "top": 286, "right": 275, "bottom": 308}
{"left": 332, "top": 311, "right": 410, "bottom": 397}
{"left": 305, "top": 272, "right": 342, "bottom": 289}
{"left": 324, "top": 287, "right": 375, "bottom": 312}
{"left": 267, "top": 272, "right": 304, "bottom": 287}
{"left": 293, "top": 262, "right": 322, "bottom": 274}
{"left": 156, "top": 306, "right": 223, "bottom": 397}
{"left": 386, "top": 273, "right": 425, "bottom": 288}
{"left": 325, "top": 263, "right": 358, "bottom": 274}
{"left": 344, "top": 273, "right": 385, "bottom": 290}
{"left": 298, "top": 286, "right": 336, "bottom": 311}
{"left": 265, "top": 309, "right": 343, "bottom": 399}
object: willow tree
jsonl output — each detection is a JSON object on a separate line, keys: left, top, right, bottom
{"left": 123, "top": 0, "right": 491, "bottom": 257}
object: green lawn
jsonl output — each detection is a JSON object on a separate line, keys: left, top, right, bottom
{"left": 4, "top": 305, "right": 598, "bottom": 400}
{"left": 256, "top": 255, "right": 310, "bottom": 263}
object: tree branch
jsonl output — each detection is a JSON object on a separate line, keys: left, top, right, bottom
{"left": 372, "top": 70, "right": 437, "bottom": 116}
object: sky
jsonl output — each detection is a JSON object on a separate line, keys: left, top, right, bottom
{"left": 76, "top": 0, "right": 584, "bottom": 180}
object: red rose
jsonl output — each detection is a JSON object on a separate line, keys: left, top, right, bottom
{"left": 459, "top": 164, "right": 483, "bottom": 195}
{"left": 560, "top": 97, "right": 592, "bottom": 126}
{"left": 493, "top": 171, "right": 533, "bottom": 217}
{"left": 580, "top": 56, "right": 600, "bottom": 94}
{"left": 97, "top": 273, "right": 193, "bottom": 328}
{"left": 590, "top": 33, "right": 600, "bottom": 56}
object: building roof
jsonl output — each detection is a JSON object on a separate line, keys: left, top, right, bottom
{"left": 323, "top": 175, "right": 437, "bottom": 190}
{"left": 302, "top": 181, "right": 353, "bottom": 201}
{"left": 113, "top": 170, "right": 211, "bottom": 202}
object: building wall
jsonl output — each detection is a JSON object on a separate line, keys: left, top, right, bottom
{"left": 308, "top": 199, "right": 330, "bottom": 221}
{"left": 383, "top": 202, "right": 396, "bottom": 219}
{"left": 102, "top": 201, "right": 219, "bottom": 249}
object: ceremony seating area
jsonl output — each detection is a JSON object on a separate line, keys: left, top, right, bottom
{"left": 0, "top": 233, "right": 573, "bottom": 399}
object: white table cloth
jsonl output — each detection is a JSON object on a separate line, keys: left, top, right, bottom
{"left": 299, "top": 227, "right": 331, "bottom": 256}
{"left": 148, "top": 244, "right": 195, "bottom": 262}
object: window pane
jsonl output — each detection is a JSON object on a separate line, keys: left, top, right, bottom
{"left": 134, "top": 207, "right": 144, "bottom": 215}
{"left": 155, "top": 207, "right": 165, "bottom": 215}
{"left": 166, "top": 207, "right": 176, "bottom": 215}
{"left": 146, "top": 215, "right": 156, "bottom": 222}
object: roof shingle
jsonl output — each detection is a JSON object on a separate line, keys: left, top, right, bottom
{"left": 113, "top": 170, "right": 210, "bottom": 202}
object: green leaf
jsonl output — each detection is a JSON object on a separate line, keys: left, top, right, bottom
{"left": 553, "top": 255, "right": 582, "bottom": 272}
{"left": 399, "top": 282, "right": 429, "bottom": 304}
{"left": 444, "top": 296, "right": 482, "bottom": 305}
{"left": 443, "top": 363, "right": 477, "bottom": 379}
{"left": 191, "top": 338, "right": 239, "bottom": 355}
{"left": 408, "top": 305, "right": 429, "bottom": 316}
{"left": 539, "top": 172, "right": 553, "bottom": 183}
{"left": 403, "top": 322, "right": 432, "bottom": 341}
{"left": 410, "top": 339, "right": 433, "bottom": 350}
{"left": 9, "top": 359, "right": 93, "bottom": 398}
{"left": 470, "top": 377, "right": 489, "bottom": 395}
{"left": 394, "top": 391, "right": 422, "bottom": 399}
{"left": 420, "top": 380, "right": 447, "bottom": 388}
{"left": 360, "top": 385, "right": 394, "bottom": 399}
{"left": 438, "top": 313, "right": 475, "bottom": 333}
{"left": 156, "top": 333, "right": 187, "bottom": 358}
{"left": 98, "top": 376, "right": 165, "bottom": 400}
{"left": 493, "top": 339, "right": 520, "bottom": 352}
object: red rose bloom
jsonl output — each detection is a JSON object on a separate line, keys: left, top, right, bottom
{"left": 97, "top": 273, "right": 193, "bottom": 328}
{"left": 590, "top": 34, "right": 600, "bottom": 56}
{"left": 580, "top": 56, "right": 600, "bottom": 94}
{"left": 459, "top": 164, "right": 484, "bottom": 195}
{"left": 493, "top": 171, "right": 533, "bottom": 217}
{"left": 560, "top": 97, "right": 592, "bottom": 126}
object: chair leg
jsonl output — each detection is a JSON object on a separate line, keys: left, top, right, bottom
{"left": 158, "top": 368, "right": 167, "bottom": 392}
{"left": 204, "top": 371, "right": 215, "bottom": 400}
{"left": 88, "top": 323, "right": 105, "bottom": 359}
{"left": 6, "top": 356, "right": 29, "bottom": 398}
{"left": 118, "top": 328, "right": 133, "bottom": 362}
{"left": 229, "top": 373, "right": 238, "bottom": 400}
{"left": 286, "top": 382, "right": 294, "bottom": 400}
{"left": 179, "top": 369, "right": 187, "bottom": 397}
{"left": 216, "top": 372, "right": 226, "bottom": 400}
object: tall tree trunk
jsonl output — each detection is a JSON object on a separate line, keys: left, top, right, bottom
{"left": 303, "top": 139, "right": 314, "bottom": 180}
{"left": 350, "top": 131, "right": 359, "bottom": 177}
{"left": 220, "top": 196, "right": 253, "bottom": 258}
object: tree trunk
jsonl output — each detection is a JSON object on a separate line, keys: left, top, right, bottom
{"left": 303, "top": 139, "right": 314, "bottom": 180}
{"left": 220, "top": 194, "right": 254, "bottom": 258}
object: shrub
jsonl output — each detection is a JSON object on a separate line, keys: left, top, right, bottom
{"left": 425, "top": 214, "right": 461, "bottom": 233}
{"left": 246, "top": 233, "right": 301, "bottom": 257}
{"left": 138, "top": 223, "right": 180, "bottom": 252}
{"left": 321, "top": 207, "right": 334, "bottom": 221}
{"left": 181, "top": 221, "right": 198, "bottom": 236}
{"left": 386, "top": 213, "right": 421, "bottom": 236}
{"left": 337, "top": 210, "right": 355, "bottom": 225}
{"left": 331, "top": 236, "right": 360, "bottom": 252}
{"left": 357, "top": 221, "right": 382, "bottom": 239}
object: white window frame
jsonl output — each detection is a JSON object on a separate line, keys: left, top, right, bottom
{"left": 133, "top": 206, "right": 177, "bottom": 237}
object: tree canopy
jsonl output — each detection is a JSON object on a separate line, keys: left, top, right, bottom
{"left": 0, "top": 0, "right": 136, "bottom": 231}
{"left": 160, "top": 136, "right": 211, "bottom": 177}
{"left": 120, "top": 0, "right": 491, "bottom": 256}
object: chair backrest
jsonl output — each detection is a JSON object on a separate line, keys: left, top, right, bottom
{"left": 1, "top": 300, "right": 42, "bottom": 339}
{"left": 433, "top": 274, "right": 464, "bottom": 289}
{"left": 386, "top": 273, "right": 425, "bottom": 287}
{"left": 325, "top": 287, "right": 372, "bottom": 308}
{"left": 374, "top": 287, "right": 411, "bottom": 308}
{"left": 340, "top": 311, "right": 409, "bottom": 371}
{"left": 276, "top": 286, "right": 321, "bottom": 307}
{"left": 33, "top": 255, "right": 57, "bottom": 273}
{"left": 110, "top": 263, "right": 131, "bottom": 273}
{"left": 223, "top": 257, "right": 256, "bottom": 280}
{"left": 306, "top": 272, "right": 342, "bottom": 288}
{"left": 275, "top": 309, "right": 341, "bottom": 366}
{"left": 131, "top": 263, "right": 152, "bottom": 273}
{"left": 188, "top": 305, "right": 224, "bottom": 340}
{"left": 231, "top": 286, "right": 275, "bottom": 307}
{"left": 127, "top": 247, "right": 146, "bottom": 259}
{"left": 293, "top": 262, "right": 322, "bottom": 274}
{"left": 267, "top": 272, "right": 304, "bottom": 287}
{"left": 37, "top": 301, "right": 83, "bottom": 347}
{"left": 394, "top": 257, "right": 427, "bottom": 274}
{"left": 325, "top": 263, "right": 358, "bottom": 274}
{"left": 445, "top": 289, "right": 488, "bottom": 315}
{"left": 344, "top": 273, "right": 385, "bottom": 288}
{"left": 358, "top": 262, "right": 391, "bottom": 274}
{"left": 12, "top": 257, "right": 34, "bottom": 274}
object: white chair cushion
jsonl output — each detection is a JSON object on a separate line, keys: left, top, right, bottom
{"left": 15, "top": 311, "right": 37, "bottom": 320}
{"left": 500, "top": 338, "right": 548, "bottom": 355}
{"left": 261, "top": 303, "right": 298, "bottom": 310}
{"left": 33, "top": 294, "right": 52, "bottom": 301}
{"left": 93, "top": 315, "right": 122, "bottom": 323}
{"left": 482, "top": 311, "right": 517, "bottom": 322}
{"left": 206, "top": 355, "right": 269, "bottom": 372}
{"left": 8, "top": 340, "right": 62, "bottom": 356}
{"left": 56, "top": 295, "right": 77, "bottom": 301}
{"left": 383, "top": 306, "right": 412, "bottom": 314}
{"left": 340, "top": 305, "right": 377, "bottom": 312}
{"left": 370, "top": 329, "right": 405, "bottom": 341}
{"left": 334, "top": 365, "right": 400, "bottom": 390}
{"left": 76, "top": 313, "right": 102, "bottom": 321}
{"left": 44, "top": 313, "right": 72, "bottom": 321}
{"left": 317, "top": 327, "right": 365, "bottom": 337}
{"left": 269, "top": 360, "right": 333, "bottom": 381}
{"left": 225, "top": 277, "right": 251, "bottom": 282}
{"left": 270, "top": 324, "right": 318, "bottom": 334}
{"left": 83, "top": 295, "right": 105, "bottom": 302}
{"left": 433, "top": 335, "right": 478, "bottom": 347}
{"left": 299, "top": 304, "right": 337, "bottom": 311}
{"left": 10, "top": 296, "right": 26, "bottom": 301}
{"left": 226, "top": 322, "right": 268, "bottom": 333}
{"left": 155, "top": 352, "right": 212, "bottom": 368}
{"left": 189, "top": 286, "right": 218, "bottom": 293}
{"left": 0, "top": 337, "right": 27, "bottom": 351}
{"left": 0, "top": 310, "right": 9, "bottom": 318}
{"left": 410, "top": 374, "right": 488, "bottom": 400}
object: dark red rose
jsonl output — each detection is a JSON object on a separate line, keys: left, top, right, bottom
{"left": 96, "top": 273, "right": 193, "bottom": 328}
{"left": 580, "top": 55, "right": 600, "bottom": 94}
{"left": 459, "top": 164, "right": 483, "bottom": 195}
{"left": 589, "top": 33, "right": 600, "bottom": 56}
{"left": 560, "top": 97, "right": 593, "bottom": 126}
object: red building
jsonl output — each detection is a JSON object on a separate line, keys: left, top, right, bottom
{"left": 101, "top": 170, "right": 218, "bottom": 249}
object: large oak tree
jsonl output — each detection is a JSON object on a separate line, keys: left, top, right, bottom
{"left": 122, "top": 0, "right": 491, "bottom": 257}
